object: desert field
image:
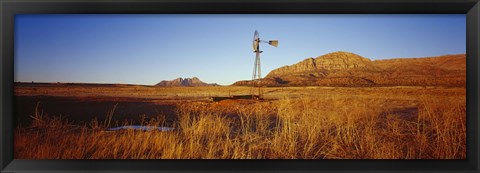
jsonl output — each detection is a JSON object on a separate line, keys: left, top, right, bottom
{"left": 14, "top": 84, "right": 466, "bottom": 159}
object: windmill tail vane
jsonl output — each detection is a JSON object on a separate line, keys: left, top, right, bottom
{"left": 259, "top": 40, "right": 278, "bottom": 47}
{"left": 251, "top": 30, "right": 278, "bottom": 100}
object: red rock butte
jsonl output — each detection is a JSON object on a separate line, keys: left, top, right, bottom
{"left": 234, "top": 51, "right": 465, "bottom": 87}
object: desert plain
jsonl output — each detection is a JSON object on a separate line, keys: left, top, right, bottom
{"left": 14, "top": 52, "right": 466, "bottom": 159}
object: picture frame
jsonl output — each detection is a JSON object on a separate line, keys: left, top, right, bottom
{"left": 1, "top": 0, "right": 479, "bottom": 172}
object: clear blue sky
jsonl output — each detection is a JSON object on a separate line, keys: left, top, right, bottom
{"left": 15, "top": 14, "right": 465, "bottom": 85}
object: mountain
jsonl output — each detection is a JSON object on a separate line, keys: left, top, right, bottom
{"left": 233, "top": 51, "right": 465, "bottom": 87}
{"left": 155, "top": 77, "right": 218, "bottom": 87}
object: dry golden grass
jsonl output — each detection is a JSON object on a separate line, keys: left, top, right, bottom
{"left": 14, "top": 86, "right": 466, "bottom": 159}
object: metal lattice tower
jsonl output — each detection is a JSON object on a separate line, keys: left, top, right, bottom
{"left": 251, "top": 30, "right": 278, "bottom": 100}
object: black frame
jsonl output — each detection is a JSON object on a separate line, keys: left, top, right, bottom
{"left": 1, "top": 0, "right": 479, "bottom": 172}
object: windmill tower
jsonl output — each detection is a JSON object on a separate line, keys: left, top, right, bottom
{"left": 251, "top": 30, "right": 278, "bottom": 100}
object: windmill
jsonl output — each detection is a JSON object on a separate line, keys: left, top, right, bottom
{"left": 251, "top": 30, "right": 278, "bottom": 100}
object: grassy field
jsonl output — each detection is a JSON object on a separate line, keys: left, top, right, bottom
{"left": 14, "top": 85, "right": 466, "bottom": 159}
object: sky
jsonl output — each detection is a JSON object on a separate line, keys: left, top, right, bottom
{"left": 15, "top": 14, "right": 466, "bottom": 85}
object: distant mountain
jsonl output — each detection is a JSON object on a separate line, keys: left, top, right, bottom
{"left": 155, "top": 77, "right": 219, "bottom": 87}
{"left": 233, "top": 51, "right": 465, "bottom": 87}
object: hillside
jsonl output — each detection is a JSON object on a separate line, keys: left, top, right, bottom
{"left": 155, "top": 77, "right": 218, "bottom": 87}
{"left": 233, "top": 51, "right": 465, "bottom": 87}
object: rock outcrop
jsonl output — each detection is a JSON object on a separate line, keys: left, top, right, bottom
{"left": 233, "top": 51, "right": 466, "bottom": 87}
{"left": 156, "top": 77, "right": 218, "bottom": 87}
{"left": 267, "top": 51, "right": 374, "bottom": 77}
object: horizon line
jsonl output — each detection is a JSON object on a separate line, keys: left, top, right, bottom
{"left": 14, "top": 52, "right": 466, "bottom": 86}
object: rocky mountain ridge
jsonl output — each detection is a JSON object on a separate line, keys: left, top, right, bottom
{"left": 155, "top": 77, "right": 218, "bottom": 87}
{"left": 233, "top": 51, "right": 465, "bottom": 87}
{"left": 267, "top": 51, "right": 374, "bottom": 76}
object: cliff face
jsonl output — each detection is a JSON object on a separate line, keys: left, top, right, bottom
{"left": 156, "top": 77, "right": 218, "bottom": 87}
{"left": 267, "top": 51, "right": 374, "bottom": 77}
{"left": 233, "top": 51, "right": 466, "bottom": 87}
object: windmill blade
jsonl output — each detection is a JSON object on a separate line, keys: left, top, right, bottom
{"left": 253, "top": 30, "right": 260, "bottom": 52}
{"left": 268, "top": 40, "right": 279, "bottom": 47}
